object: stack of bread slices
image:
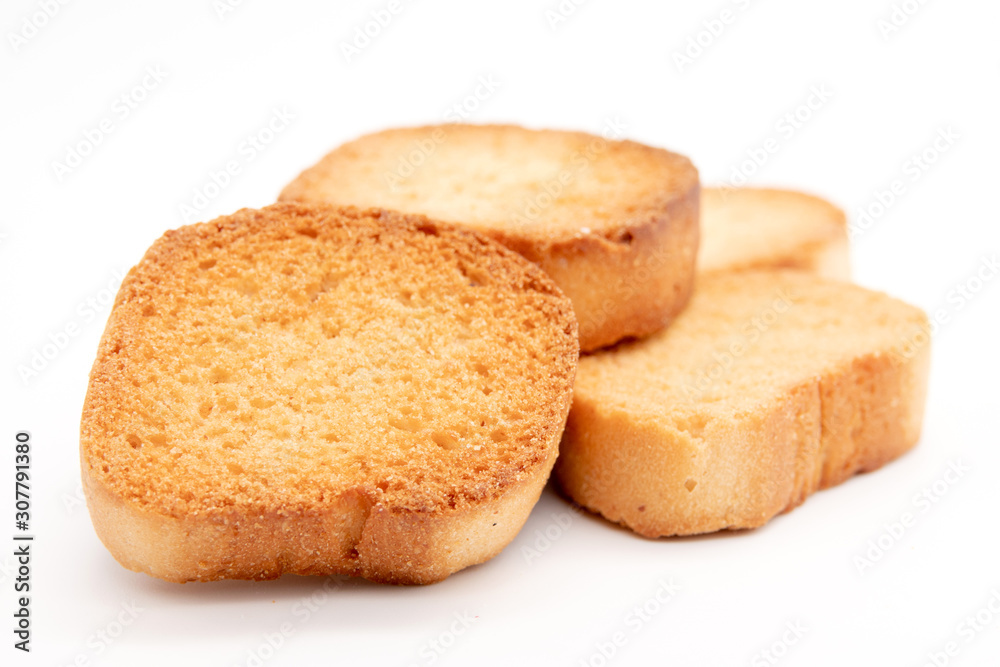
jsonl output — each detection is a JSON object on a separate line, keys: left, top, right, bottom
{"left": 81, "top": 125, "right": 930, "bottom": 584}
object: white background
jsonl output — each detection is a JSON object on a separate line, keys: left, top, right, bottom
{"left": 2, "top": 0, "right": 999, "bottom": 665}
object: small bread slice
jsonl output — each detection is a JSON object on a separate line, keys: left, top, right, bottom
{"left": 81, "top": 203, "right": 578, "bottom": 584}
{"left": 700, "top": 187, "right": 850, "bottom": 280}
{"left": 555, "top": 270, "right": 929, "bottom": 537}
{"left": 279, "top": 124, "right": 700, "bottom": 351}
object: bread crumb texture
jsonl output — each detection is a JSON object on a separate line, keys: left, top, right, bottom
{"left": 81, "top": 203, "right": 577, "bottom": 583}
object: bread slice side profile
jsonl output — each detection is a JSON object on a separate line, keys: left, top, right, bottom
{"left": 555, "top": 270, "right": 930, "bottom": 537}
{"left": 81, "top": 203, "right": 579, "bottom": 584}
{"left": 700, "top": 187, "right": 850, "bottom": 280}
{"left": 279, "top": 124, "right": 700, "bottom": 351}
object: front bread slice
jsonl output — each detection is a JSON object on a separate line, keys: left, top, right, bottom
{"left": 556, "top": 270, "right": 930, "bottom": 537}
{"left": 81, "top": 203, "right": 578, "bottom": 584}
{"left": 279, "top": 124, "right": 700, "bottom": 352}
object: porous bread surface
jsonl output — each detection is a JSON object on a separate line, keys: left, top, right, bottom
{"left": 279, "top": 124, "right": 700, "bottom": 351}
{"left": 700, "top": 187, "right": 850, "bottom": 280}
{"left": 81, "top": 203, "right": 578, "bottom": 583}
{"left": 556, "top": 270, "right": 930, "bottom": 537}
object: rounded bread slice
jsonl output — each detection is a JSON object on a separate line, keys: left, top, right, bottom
{"left": 81, "top": 203, "right": 578, "bottom": 584}
{"left": 556, "top": 270, "right": 930, "bottom": 537}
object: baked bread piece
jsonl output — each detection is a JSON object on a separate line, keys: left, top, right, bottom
{"left": 701, "top": 187, "right": 850, "bottom": 279}
{"left": 555, "top": 270, "right": 929, "bottom": 537}
{"left": 81, "top": 203, "right": 578, "bottom": 584}
{"left": 279, "top": 124, "right": 700, "bottom": 351}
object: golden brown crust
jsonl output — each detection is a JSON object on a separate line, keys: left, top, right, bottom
{"left": 278, "top": 124, "right": 700, "bottom": 351}
{"left": 522, "top": 183, "right": 700, "bottom": 351}
{"left": 81, "top": 203, "right": 577, "bottom": 583}
{"left": 555, "top": 271, "right": 930, "bottom": 537}
{"left": 83, "top": 446, "right": 556, "bottom": 584}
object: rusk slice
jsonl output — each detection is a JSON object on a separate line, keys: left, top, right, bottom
{"left": 81, "top": 203, "right": 578, "bottom": 584}
{"left": 279, "top": 124, "right": 700, "bottom": 351}
{"left": 700, "top": 187, "right": 850, "bottom": 279}
{"left": 555, "top": 271, "right": 930, "bottom": 537}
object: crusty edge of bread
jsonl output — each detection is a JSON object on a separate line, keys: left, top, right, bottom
{"left": 496, "top": 181, "right": 700, "bottom": 351}
{"left": 554, "top": 322, "right": 931, "bottom": 537}
{"left": 84, "top": 431, "right": 562, "bottom": 585}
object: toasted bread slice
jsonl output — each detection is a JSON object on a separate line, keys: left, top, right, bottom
{"left": 81, "top": 203, "right": 578, "bottom": 584}
{"left": 279, "top": 124, "right": 700, "bottom": 351}
{"left": 701, "top": 187, "right": 850, "bottom": 279}
{"left": 555, "top": 271, "right": 929, "bottom": 537}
